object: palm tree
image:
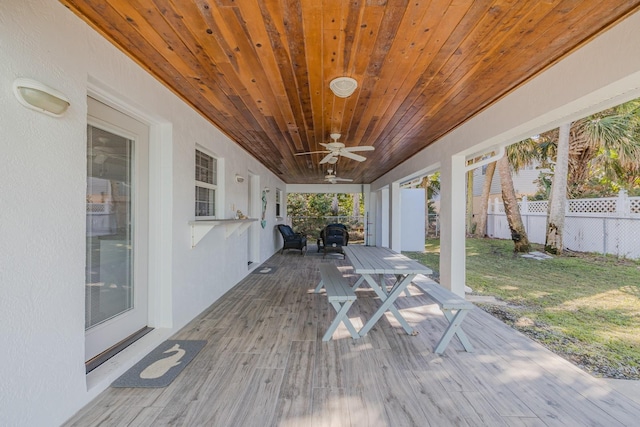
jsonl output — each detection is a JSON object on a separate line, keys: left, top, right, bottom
{"left": 475, "top": 161, "right": 496, "bottom": 237}
{"left": 495, "top": 139, "right": 540, "bottom": 252}
{"left": 536, "top": 99, "right": 640, "bottom": 198}
{"left": 474, "top": 98, "right": 640, "bottom": 254}
{"left": 545, "top": 123, "right": 571, "bottom": 254}
{"left": 497, "top": 156, "right": 529, "bottom": 252}
{"left": 477, "top": 139, "right": 539, "bottom": 250}
{"left": 536, "top": 99, "right": 640, "bottom": 253}
{"left": 466, "top": 170, "right": 474, "bottom": 234}
{"left": 568, "top": 99, "right": 640, "bottom": 195}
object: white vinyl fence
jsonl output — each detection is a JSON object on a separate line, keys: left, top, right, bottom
{"left": 487, "top": 191, "right": 640, "bottom": 259}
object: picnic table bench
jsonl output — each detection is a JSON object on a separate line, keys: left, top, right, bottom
{"left": 343, "top": 245, "right": 432, "bottom": 337}
{"left": 412, "top": 274, "right": 475, "bottom": 354}
{"left": 314, "top": 264, "right": 359, "bottom": 341}
{"left": 313, "top": 249, "right": 475, "bottom": 354}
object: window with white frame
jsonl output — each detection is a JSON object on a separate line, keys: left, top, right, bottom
{"left": 275, "top": 188, "right": 283, "bottom": 217}
{"left": 195, "top": 149, "right": 217, "bottom": 218}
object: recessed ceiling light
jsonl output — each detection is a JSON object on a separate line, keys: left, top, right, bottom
{"left": 330, "top": 77, "right": 358, "bottom": 98}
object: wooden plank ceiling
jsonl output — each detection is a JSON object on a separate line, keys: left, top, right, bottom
{"left": 61, "top": 0, "right": 640, "bottom": 184}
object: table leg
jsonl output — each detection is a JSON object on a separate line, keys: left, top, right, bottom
{"left": 361, "top": 274, "right": 383, "bottom": 295}
{"left": 351, "top": 275, "right": 365, "bottom": 291}
{"left": 353, "top": 274, "right": 386, "bottom": 293}
{"left": 433, "top": 309, "right": 474, "bottom": 354}
{"left": 396, "top": 274, "right": 411, "bottom": 297}
{"left": 377, "top": 274, "right": 389, "bottom": 296}
{"left": 323, "top": 299, "right": 359, "bottom": 341}
{"left": 359, "top": 274, "right": 416, "bottom": 337}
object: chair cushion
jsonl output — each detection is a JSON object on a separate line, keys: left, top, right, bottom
{"left": 278, "top": 225, "right": 294, "bottom": 237}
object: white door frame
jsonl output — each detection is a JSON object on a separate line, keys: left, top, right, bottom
{"left": 247, "top": 172, "right": 260, "bottom": 265}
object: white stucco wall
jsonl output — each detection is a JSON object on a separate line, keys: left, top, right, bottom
{"left": 0, "top": 1, "right": 284, "bottom": 425}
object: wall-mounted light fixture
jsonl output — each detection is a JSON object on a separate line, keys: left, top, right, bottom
{"left": 234, "top": 174, "right": 245, "bottom": 183}
{"left": 13, "top": 78, "right": 70, "bottom": 117}
{"left": 264, "top": 187, "right": 270, "bottom": 193}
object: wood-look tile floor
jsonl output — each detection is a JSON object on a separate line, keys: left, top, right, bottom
{"left": 65, "top": 250, "right": 640, "bottom": 426}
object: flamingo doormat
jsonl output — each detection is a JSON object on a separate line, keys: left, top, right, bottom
{"left": 111, "top": 340, "right": 207, "bottom": 388}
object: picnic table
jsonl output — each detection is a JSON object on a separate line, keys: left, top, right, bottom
{"left": 342, "top": 245, "right": 433, "bottom": 337}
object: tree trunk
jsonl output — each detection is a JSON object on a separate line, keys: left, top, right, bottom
{"left": 546, "top": 122, "right": 571, "bottom": 254}
{"left": 475, "top": 161, "right": 496, "bottom": 237}
{"left": 497, "top": 156, "right": 531, "bottom": 252}
{"left": 466, "top": 170, "right": 474, "bottom": 235}
{"left": 352, "top": 192, "right": 360, "bottom": 218}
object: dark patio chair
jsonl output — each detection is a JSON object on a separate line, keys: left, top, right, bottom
{"left": 319, "top": 223, "right": 349, "bottom": 258}
{"left": 276, "top": 224, "right": 307, "bottom": 255}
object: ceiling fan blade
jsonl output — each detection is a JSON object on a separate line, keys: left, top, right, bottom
{"left": 333, "top": 177, "right": 353, "bottom": 182}
{"left": 319, "top": 152, "right": 337, "bottom": 164}
{"left": 343, "top": 146, "right": 375, "bottom": 152}
{"left": 339, "top": 150, "right": 367, "bottom": 162}
{"left": 295, "top": 150, "right": 329, "bottom": 156}
{"left": 294, "top": 151, "right": 331, "bottom": 156}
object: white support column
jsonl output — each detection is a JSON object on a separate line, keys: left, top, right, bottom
{"left": 380, "top": 187, "right": 389, "bottom": 247}
{"left": 148, "top": 122, "right": 173, "bottom": 328}
{"left": 439, "top": 154, "right": 467, "bottom": 297}
{"left": 365, "top": 189, "right": 376, "bottom": 246}
{"left": 389, "top": 181, "right": 401, "bottom": 252}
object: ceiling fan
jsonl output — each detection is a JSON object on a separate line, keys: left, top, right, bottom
{"left": 296, "top": 133, "right": 374, "bottom": 164}
{"left": 324, "top": 169, "right": 353, "bottom": 184}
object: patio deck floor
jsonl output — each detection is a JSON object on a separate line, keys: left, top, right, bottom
{"left": 65, "top": 248, "right": 640, "bottom": 426}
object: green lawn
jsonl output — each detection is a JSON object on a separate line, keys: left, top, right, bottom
{"left": 404, "top": 238, "right": 640, "bottom": 379}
